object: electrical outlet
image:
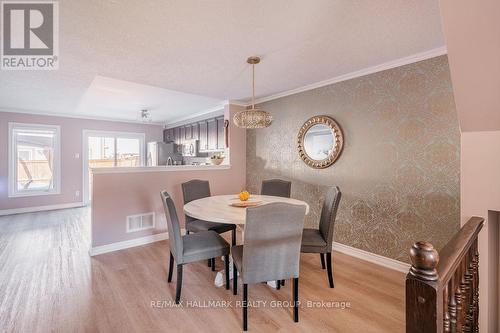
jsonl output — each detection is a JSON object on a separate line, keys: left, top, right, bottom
{"left": 75, "top": 190, "right": 80, "bottom": 197}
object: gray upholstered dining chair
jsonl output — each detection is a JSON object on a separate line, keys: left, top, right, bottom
{"left": 261, "top": 179, "right": 292, "bottom": 198}
{"left": 182, "top": 179, "right": 237, "bottom": 270}
{"left": 261, "top": 178, "right": 292, "bottom": 288}
{"left": 160, "top": 190, "right": 230, "bottom": 304}
{"left": 301, "top": 186, "right": 341, "bottom": 288}
{"left": 231, "top": 202, "right": 306, "bottom": 331}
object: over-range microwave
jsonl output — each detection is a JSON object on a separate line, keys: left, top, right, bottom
{"left": 182, "top": 140, "right": 200, "bottom": 157}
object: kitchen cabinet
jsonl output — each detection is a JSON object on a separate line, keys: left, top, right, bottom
{"left": 191, "top": 123, "right": 199, "bottom": 140}
{"left": 174, "top": 127, "right": 180, "bottom": 144}
{"left": 166, "top": 115, "right": 225, "bottom": 152}
{"left": 167, "top": 128, "right": 175, "bottom": 142}
{"left": 207, "top": 119, "right": 217, "bottom": 151}
{"left": 216, "top": 117, "right": 225, "bottom": 149}
{"left": 185, "top": 125, "right": 192, "bottom": 140}
{"left": 180, "top": 127, "right": 185, "bottom": 144}
{"left": 199, "top": 121, "right": 208, "bottom": 151}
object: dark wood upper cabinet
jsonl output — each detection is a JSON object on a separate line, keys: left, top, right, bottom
{"left": 185, "top": 125, "right": 192, "bottom": 140}
{"left": 166, "top": 116, "right": 224, "bottom": 151}
{"left": 191, "top": 123, "right": 199, "bottom": 140}
{"left": 207, "top": 119, "right": 217, "bottom": 151}
{"left": 199, "top": 121, "right": 208, "bottom": 151}
{"left": 166, "top": 128, "right": 173, "bottom": 142}
{"left": 216, "top": 117, "right": 225, "bottom": 150}
{"left": 174, "top": 127, "right": 180, "bottom": 144}
{"left": 179, "top": 127, "right": 185, "bottom": 144}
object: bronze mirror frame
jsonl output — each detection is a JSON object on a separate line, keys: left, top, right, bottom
{"left": 297, "top": 115, "right": 344, "bottom": 169}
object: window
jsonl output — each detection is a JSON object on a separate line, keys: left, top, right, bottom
{"left": 9, "top": 123, "right": 61, "bottom": 197}
{"left": 83, "top": 130, "right": 145, "bottom": 203}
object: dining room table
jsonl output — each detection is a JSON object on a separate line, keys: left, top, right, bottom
{"left": 183, "top": 194, "right": 310, "bottom": 288}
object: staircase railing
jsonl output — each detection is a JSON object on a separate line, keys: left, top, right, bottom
{"left": 406, "top": 216, "right": 484, "bottom": 333}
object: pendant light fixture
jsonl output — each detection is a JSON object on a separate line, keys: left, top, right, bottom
{"left": 233, "top": 56, "right": 273, "bottom": 128}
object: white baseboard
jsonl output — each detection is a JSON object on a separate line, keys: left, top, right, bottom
{"left": 90, "top": 232, "right": 169, "bottom": 256}
{"left": 0, "top": 202, "right": 85, "bottom": 216}
{"left": 89, "top": 229, "right": 188, "bottom": 256}
{"left": 88, "top": 230, "right": 410, "bottom": 273}
{"left": 332, "top": 242, "right": 411, "bottom": 273}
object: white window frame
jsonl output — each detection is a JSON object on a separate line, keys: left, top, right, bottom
{"left": 8, "top": 122, "right": 61, "bottom": 198}
{"left": 82, "top": 129, "right": 146, "bottom": 205}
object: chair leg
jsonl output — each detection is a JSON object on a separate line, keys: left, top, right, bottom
{"left": 293, "top": 278, "right": 299, "bottom": 322}
{"left": 276, "top": 280, "right": 281, "bottom": 290}
{"left": 243, "top": 284, "right": 248, "bottom": 331}
{"left": 233, "top": 263, "right": 238, "bottom": 295}
{"left": 168, "top": 252, "right": 174, "bottom": 283}
{"left": 224, "top": 254, "right": 230, "bottom": 290}
{"left": 320, "top": 253, "right": 326, "bottom": 269}
{"left": 175, "top": 264, "right": 183, "bottom": 304}
{"left": 211, "top": 258, "right": 216, "bottom": 271}
{"left": 208, "top": 259, "right": 211, "bottom": 267}
{"left": 326, "top": 252, "right": 334, "bottom": 288}
{"left": 231, "top": 229, "right": 236, "bottom": 246}
{"left": 281, "top": 279, "right": 285, "bottom": 286}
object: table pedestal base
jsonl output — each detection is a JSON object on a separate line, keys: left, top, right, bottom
{"left": 214, "top": 256, "right": 277, "bottom": 289}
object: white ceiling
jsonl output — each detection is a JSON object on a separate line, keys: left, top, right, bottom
{"left": 76, "top": 76, "right": 223, "bottom": 123}
{"left": 0, "top": 0, "right": 445, "bottom": 124}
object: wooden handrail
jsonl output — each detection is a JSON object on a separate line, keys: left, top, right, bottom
{"left": 406, "top": 217, "right": 484, "bottom": 333}
{"left": 436, "top": 217, "right": 483, "bottom": 286}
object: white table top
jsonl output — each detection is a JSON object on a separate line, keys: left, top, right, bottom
{"left": 183, "top": 194, "right": 310, "bottom": 225}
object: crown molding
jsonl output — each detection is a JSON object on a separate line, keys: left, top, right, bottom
{"left": 0, "top": 107, "right": 165, "bottom": 126}
{"left": 1, "top": 48, "right": 447, "bottom": 126}
{"left": 244, "top": 46, "right": 447, "bottom": 105}
{"left": 164, "top": 103, "right": 227, "bottom": 128}
{"left": 227, "top": 100, "right": 247, "bottom": 107}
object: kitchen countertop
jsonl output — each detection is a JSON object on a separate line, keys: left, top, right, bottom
{"left": 91, "top": 164, "right": 230, "bottom": 174}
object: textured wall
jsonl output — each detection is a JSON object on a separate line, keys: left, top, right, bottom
{"left": 246, "top": 56, "right": 460, "bottom": 262}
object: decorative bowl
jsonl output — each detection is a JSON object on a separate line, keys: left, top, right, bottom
{"left": 210, "top": 157, "right": 224, "bottom": 165}
{"left": 229, "top": 200, "right": 262, "bottom": 208}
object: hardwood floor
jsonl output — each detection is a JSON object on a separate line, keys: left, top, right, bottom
{"left": 0, "top": 208, "right": 405, "bottom": 332}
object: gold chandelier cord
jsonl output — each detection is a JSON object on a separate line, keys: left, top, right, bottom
{"left": 252, "top": 63, "right": 255, "bottom": 109}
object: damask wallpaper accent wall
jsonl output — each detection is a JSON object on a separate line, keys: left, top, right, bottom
{"left": 246, "top": 55, "right": 460, "bottom": 262}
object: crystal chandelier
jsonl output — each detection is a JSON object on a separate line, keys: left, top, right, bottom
{"left": 233, "top": 56, "right": 273, "bottom": 129}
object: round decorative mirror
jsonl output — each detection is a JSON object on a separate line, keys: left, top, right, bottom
{"left": 297, "top": 116, "right": 343, "bottom": 169}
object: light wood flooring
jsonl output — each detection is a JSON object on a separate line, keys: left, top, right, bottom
{"left": 0, "top": 208, "right": 405, "bottom": 332}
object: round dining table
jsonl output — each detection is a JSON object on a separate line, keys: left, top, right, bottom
{"left": 183, "top": 194, "right": 310, "bottom": 287}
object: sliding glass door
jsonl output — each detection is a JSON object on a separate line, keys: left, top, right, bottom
{"left": 83, "top": 130, "right": 145, "bottom": 204}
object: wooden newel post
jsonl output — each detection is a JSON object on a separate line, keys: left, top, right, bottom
{"left": 409, "top": 241, "right": 439, "bottom": 281}
{"left": 406, "top": 241, "right": 442, "bottom": 333}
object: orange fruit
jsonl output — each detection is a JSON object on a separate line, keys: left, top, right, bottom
{"left": 239, "top": 191, "right": 250, "bottom": 201}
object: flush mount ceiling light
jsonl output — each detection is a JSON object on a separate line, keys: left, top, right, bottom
{"left": 233, "top": 56, "right": 273, "bottom": 129}
{"left": 140, "top": 109, "right": 152, "bottom": 122}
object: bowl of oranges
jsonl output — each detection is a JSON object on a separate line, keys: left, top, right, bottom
{"left": 229, "top": 191, "right": 262, "bottom": 208}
